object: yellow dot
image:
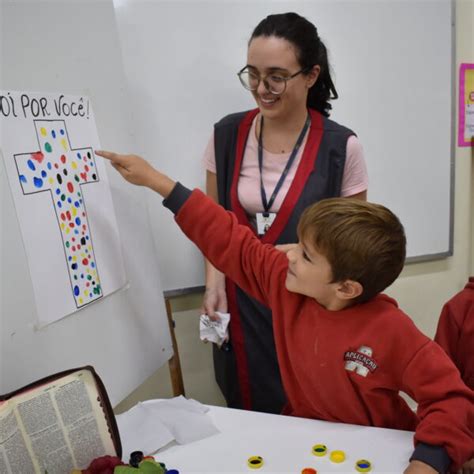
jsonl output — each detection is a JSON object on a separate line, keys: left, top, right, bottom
{"left": 81, "top": 253, "right": 85, "bottom": 258}
{"left": 61, "top": 138, "right": 68, "bottom": 151}
{"left": 86, "top": 268, "right": 90, "bottom": 274}
{"left": 84, "top": 289, "right": 88, "bottom": 296}
{"left": 79, "top": 298, "right": 83, "bottom": 304}
{"left": 72, "top": 207, "right": 77, "bottom": 217}
{"left": 72, "top": 162, "right": 78, "bottom": 170}
{"left": 72, "top": 256, "right": 77, "bottom": 262}
{"left": 40, "top": 127, "right": 47, "bottom": 137}
{"left": 49, "top": 177, "right": 54, "bottom": 184}
{"left": 61, "top": 223, "right": 65, "bottom": 230}
{"left": 65, "top": 227, "right": 70, "bottom": 234}
{"left": 330, "top": 450, "right": 346, "bottom": 463}
{"left": 88, "top": 245, "right": 92, "bottom": 251}
{"left": 92, "top": 270, "right": 97, "bottom": 277}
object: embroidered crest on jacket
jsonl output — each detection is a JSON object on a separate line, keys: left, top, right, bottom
{"left": 344, "top": 345, "right": 378, "bottom": 377}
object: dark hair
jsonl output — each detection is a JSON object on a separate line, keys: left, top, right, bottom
{"left": 250, "top": 12, "right": 338, "bottom": 117}
{"left": 298, "top": 198, "right": 406, "bottom": 304}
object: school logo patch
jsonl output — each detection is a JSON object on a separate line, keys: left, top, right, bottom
{"left": 344, "top": 345, "right": 378, "bottom": 377}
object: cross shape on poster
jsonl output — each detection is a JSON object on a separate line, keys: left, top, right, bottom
{"left": 14, "top": 119, "right": 102, "bottom": 308}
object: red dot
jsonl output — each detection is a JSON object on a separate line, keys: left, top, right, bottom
{"left": 82, "top": 212, "right": 85, "bottom": 217}
{"left": 72, "top": 237, "right": 76, "bottom": 242}
{"left": 69, "top": 222, "right": 74, "bottom": 228}
{"left": 54, "top": 163, "right": 59, "bottom": 169}
{"left": 61, "top": 155, "right": 66, "bottom": 164}
{"left": 85, "top": 165, "right": 90, "bottom": 172}
{"left": 72, "top": 246, "right": 76, "bottom": 251}
{"left": 82, "top": 224, "right": 87, "bottom": 230}
{"left": 60, "top": 213, "right": 65, "bottom": 221}
{"left": 86, "top": 282, "right": 90, "bottom": 287}
{"left": 66, "top": 211, "right": 71, "bottom": 220}
{"left": 67, "top": 182, "right": 74, "bottom": 193}
{"left": 77, "top": 244, "right": 81, "bottom": 250}
{"left": 82, "top": 258, "right": 89, "bottom": 265}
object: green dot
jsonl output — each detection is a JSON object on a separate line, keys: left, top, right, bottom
{"left": 66, "top": 242, "right": 70, "bottom": 248}
{"left": 61, "top": 194, "right": 66, "bottom": 201}
{"left": 87, "top": 275, "right": 92, "bottom": 280}
{"left": 74, "top": 175, "right": 80, "bottom": 182}
{"left": 45, "top": 142, "right": 52, "bottom": 153}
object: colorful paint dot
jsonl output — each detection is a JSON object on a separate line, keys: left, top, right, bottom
{"left": 27, "top": 160, "right": 36, "bottom": 171}
{"left": 57, "top": 201, "right": 62, "bottom": 208}
{"left": 66, "top": 242, "right": 70, "bottom": 248}
{"left": 79, "top": 298, "right": 83, "bottom": 304}
{"left": 72, "top": 207, "right": 77, "bottom": 217}
{"left": 57, "top": 173, "right": 63, "bottom": 184}
{"left": 19, "top": 175, "right": 27, "bottom": 183}
{"left": 61, "top": 155, "right": 66, "bottom": 164}
{"left": 67, "top": 197, "right": 72, "bottom": 204}
{"left": 91, "top": 262, "right": 95, "bottom": 268}
{"left": 92, "top": 173, "right": 97, "bottom": 180}
{"left": 61, "top": 194, "right": 66, "bottom": 201}
{"left": 60, "top": 129, "right": 65, "bottom": 135}
{"left": 87, "top": 152, "right": 91, "bottom": 159}
{"left": 49, "top": 178, "right": 54, "bottom": 185}
{"left": 82, "top": 258, "right": 89, "bottom": 265}
{"left": 52, "top": 130, "right": 56, "bottom": 139}
{"left": 67, "top": 182, "right": 74, "bottom": 193}
{"left": 71, "top": 263, "right": 78, "bottom": 270}
{"left": 47, "top": 162, "right": 52, "bottom": 170}
{"left": 40, "top": 127, "right": 47, "bottom": 136}
{"left": 74, "top": 201, "right": 80, "bottom": 207}
{"left": 75, "top": 217, "right": 81, "bottom": 226}
{"left": 73, "top": 285, "right": 80, "bottom": 297}
{"left": 74, "top": 175, "right": 80, "bottom": 183}
{"left": 54, "top": 163, "right": 59, "bottom": 169}
{"left": 60, "top": 213, "right": 66, "bottom": 221}
{"left": 33, "top": 177, "right": 43, "bottom": 188}
{"left": 87, "top": 275, "right": 92, "bottom": 281}
{"left": 32, "top": 152, "right": 44, "bottom": 163}
{"left": 41, "top": 170, "right": 47, "bottom": 178}
{"left": 81, "top": 237, "right": 86, "bottom": 245}
{"left": 77, "top": 152, "right": 82, "bottom": 160}
{"left": 44, "top": 142, "right": 52, "bottom": 153}
{"left": 61, "top": 138, "right": 68, "bottom": 151}
{"left": 90, "top": 162, "right": 94, "bottom": 167}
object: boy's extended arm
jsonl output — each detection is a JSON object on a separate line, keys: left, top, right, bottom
{"left": 96, "top": 151, "right": 287, "bottom": 305}
{"left": 402, "top": 340, "right": 474, "bottom": 472}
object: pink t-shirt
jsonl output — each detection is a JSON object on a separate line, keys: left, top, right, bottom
{"left": 203, "top": 115, "right": 368, "bottom": 216}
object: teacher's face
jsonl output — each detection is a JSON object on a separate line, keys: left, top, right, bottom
{"left": 246, "top": 36, "right": 315, "bottom": 120}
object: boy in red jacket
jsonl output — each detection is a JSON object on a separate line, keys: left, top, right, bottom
{"left": 96, "top": 150, "right": 473, "bottom": 474}
{"left": 435, "top": 277, "right": 474, "bottom": 391}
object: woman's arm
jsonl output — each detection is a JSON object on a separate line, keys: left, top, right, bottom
{"left": 202, "top": 171, "right": 227, "bottom": 318}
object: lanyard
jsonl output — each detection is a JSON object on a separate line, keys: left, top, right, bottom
{"left": 258, "top": 113, "right": 311, "bottom": 214}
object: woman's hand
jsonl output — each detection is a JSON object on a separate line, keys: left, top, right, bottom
{"left": 96, "top": 150, "right": 175, "bottom": 197}
{"left": 201, "top": 265, "right": 227, "bottom": 321}
{"left": 403, "top": 461, "right": 438, "bottom": 474}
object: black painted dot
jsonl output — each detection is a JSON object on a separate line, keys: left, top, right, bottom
{"left": 63, "top": 168, "right": 68, "bottom": 176}
{"left": 92, "top": 174, "right": 97, "bottom": 180}
{"left": 81, "top": 237, "right": 86, "bottom": 245}
{"left": 57, "top": 173, "right": 63, "bottom": 184}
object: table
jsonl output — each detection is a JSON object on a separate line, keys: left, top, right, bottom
{"left": 134, "top": 402, "right": 414, "bottom": 473}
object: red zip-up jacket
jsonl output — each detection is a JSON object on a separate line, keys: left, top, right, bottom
{"left": 164, "top": 185, "right": 474, "bottom": 472}
{"left": 435, "top": 277, "right": 474, "bottom": 390}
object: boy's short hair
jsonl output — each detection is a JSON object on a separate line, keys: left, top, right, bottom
{"left": 297, "top": 198, "right": 406, "bottom": 304}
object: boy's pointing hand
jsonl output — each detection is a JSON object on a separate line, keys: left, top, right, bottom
{"left": 96, "top": 150, "right": 176, "bottom": 198}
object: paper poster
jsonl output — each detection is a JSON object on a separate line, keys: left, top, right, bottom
{"left": 0, "top": 91, "right": 127, "bottom": 326}
{"left": 458, "top": 63, "right": 474, "bottom": 147}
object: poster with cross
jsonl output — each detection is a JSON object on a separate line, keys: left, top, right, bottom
{"left": 0, "top": 91, "right": 126, "bottom": 326}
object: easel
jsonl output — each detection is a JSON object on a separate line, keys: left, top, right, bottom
{"left": 164, "top": 295, "right": 185, "bottom": 396}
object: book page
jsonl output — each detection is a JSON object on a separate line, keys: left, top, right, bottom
{"left": 1, "top": 369, "right": 116, "bottom": 473}
{"left": 0, "top": 402, "right": 38, "bottom": 473}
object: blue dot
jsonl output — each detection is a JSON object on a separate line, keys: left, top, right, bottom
{"left": 47, "top": 162, "right": 52, "bottom": 170}
{"left": 57, "top": 201, "right": 62, "bottom": 208}
{"left": 86, "top": 236, "right": 90, "bottom": 241}
{"left": 90, "top": 162, "right": 94, "bottom": 167}
{"left": 74, "top": 229, "right": 79, "bottom": 235}
{"left": 56, "top": 189, "right": 61, "bottom": 195}
{"left": 19, "top": 175, "right": 27, "bottom": 183}
{"left": 74, "top": 201, "right": 80, "bottom": 207}
{"left": 68, "top": 256, "right": 72, "bottom": 261}
{"left": 33, "top": 177, "right": 43, "bottom": 188}
{"left": 74, "top": 275, "right": 77, "bottom": 280}
{"left": 91, "top": 262, "right": 95, "bottom": 268}
{"left": 73, "top": 285, "right": 80, "bottom": 296}
{"left": 27, "top": 160, "right": 36, "bottom": 171}
{"left": 77, "top": 152, "right": 82, "bottom": 160}
{"left": 60, "top": 129, "right": 65, "bottom": 135}
{"left": 72, "top": 263, "right": 78, "bottom": 270}
{"left": 67, "top": 197, "right": 72, "bottom": 203}
{"left": 75, "top": 217, "right": 81, "bottom": 225}
{"left": 41, "top": 170, "right": 47, "bottom": 178}
{"left": 52, "top": 130, "right": 56, "bottom": 139}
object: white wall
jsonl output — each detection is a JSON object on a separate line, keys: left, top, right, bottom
{"left": 116, "top": 0, "right": 474, "bottom": 410}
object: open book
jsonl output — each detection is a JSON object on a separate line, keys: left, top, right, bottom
{"left": 0, "top": 366, "right": 121, "bottom": 474}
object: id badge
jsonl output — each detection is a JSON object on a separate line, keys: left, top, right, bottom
{"left": 256, "top": 212, "right": 276, "bottom": 235}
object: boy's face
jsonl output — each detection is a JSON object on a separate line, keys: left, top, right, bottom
{"left": 285, "top": 240, "right": 343, "bottom": 310}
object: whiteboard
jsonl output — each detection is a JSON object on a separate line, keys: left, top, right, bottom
{"left": 114, "top": 0, "right": 454, "bottom": 291}
{"left": 0, "top": 0, "right": 173, "bottom": 406}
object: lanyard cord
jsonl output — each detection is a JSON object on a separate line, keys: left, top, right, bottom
{"left": 258, "top": 113, "right": 311, "bottom": 214}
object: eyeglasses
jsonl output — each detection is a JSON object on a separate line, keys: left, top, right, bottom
{"left": 237, "top": 66, "right": 309, "bottom": 95}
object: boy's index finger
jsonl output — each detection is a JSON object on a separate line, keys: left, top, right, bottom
{"left": 95, "top": 150, "right": 116, "bottom": 161}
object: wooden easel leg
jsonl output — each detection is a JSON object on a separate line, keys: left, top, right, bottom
{"left": 165, "top": 296, "right": 185, "bottom": 396}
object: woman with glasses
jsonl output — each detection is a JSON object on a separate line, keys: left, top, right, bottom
{"left": 201, "top": 12, "right": 368, "bottom": 414}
